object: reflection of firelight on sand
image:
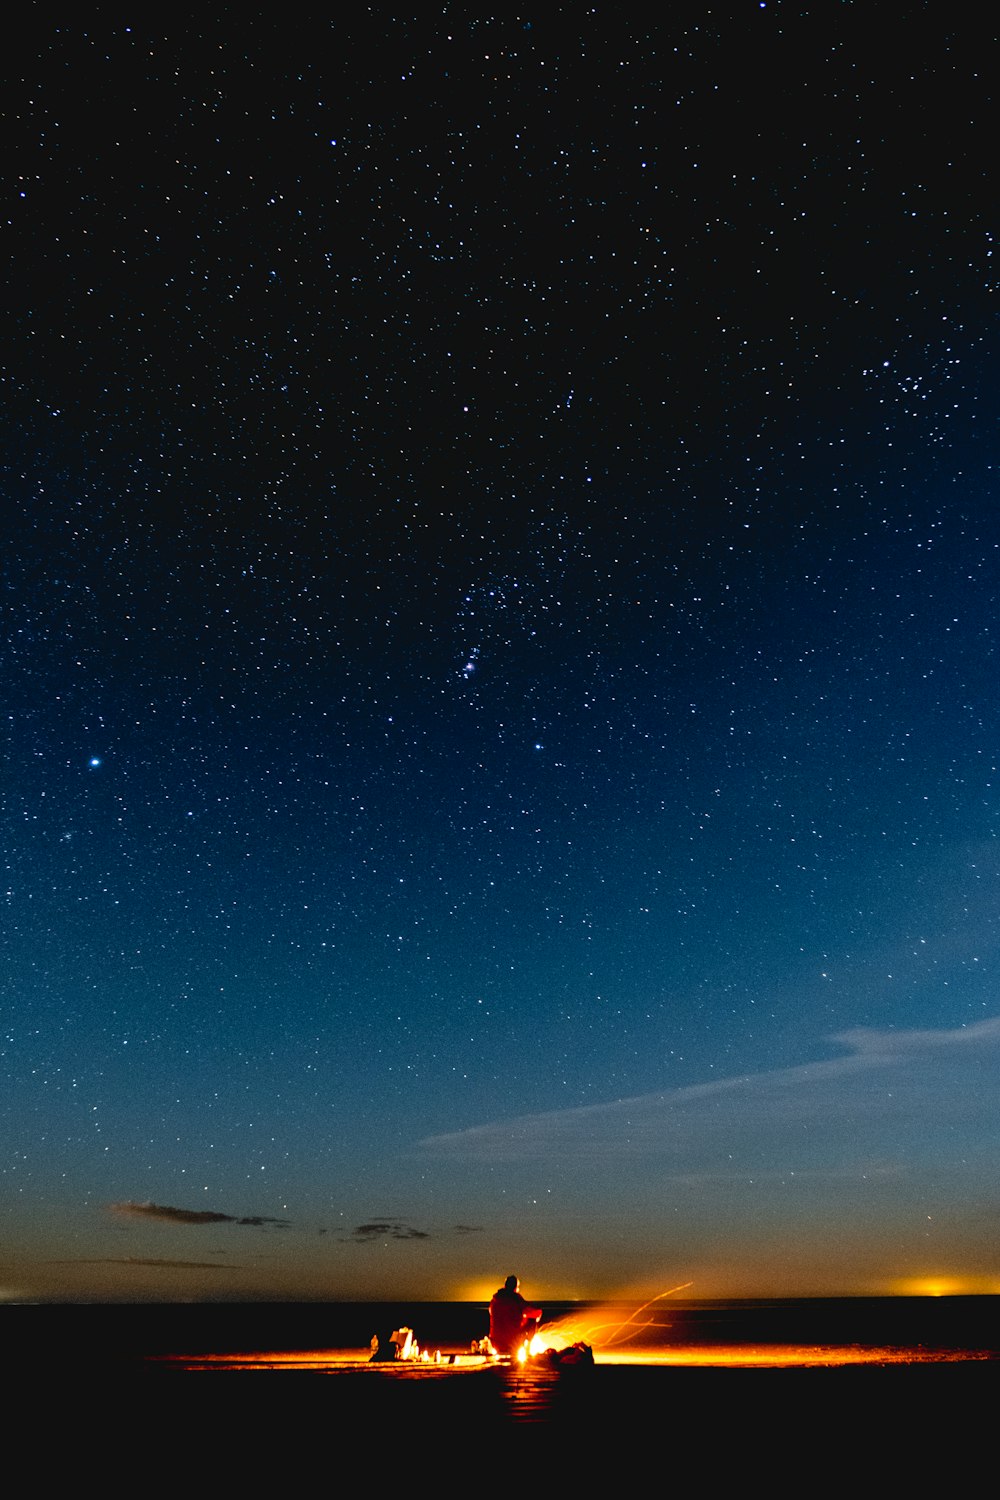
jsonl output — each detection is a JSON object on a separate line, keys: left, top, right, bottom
{"left": 151, "top": 1285, "right": 996, "bottom": 1371}
{"left": 597, "top": 1345, "right": 982, "bottom": 1367}
{"left": 159, "top": 1341, "right": 986, "bottom": 1371}
{"left": 501, "top": 1285, "right": 992, "bottom": 1370}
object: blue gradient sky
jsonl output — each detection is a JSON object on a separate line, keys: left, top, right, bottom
{"left": 4, "top": 8, "right": 1000, "bottom": 1302}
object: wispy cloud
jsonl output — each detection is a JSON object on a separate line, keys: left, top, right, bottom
{"left": 56, "top": 1258, "right": 238, "bottom": 1271}
{"left": 109, "top": 1201, "right": 290, "bottom": 1228}
{"left": 418, "top": 1018, "right": 1000, "bottom": 1181}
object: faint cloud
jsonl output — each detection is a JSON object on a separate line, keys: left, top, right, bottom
{"left": 109, "top": 1201, "right": 290, "bottom": 1228}
{"left": 111, "top": 1202, "right": 234, "bottom": 1225}
{"left": 418, "top": 1018, "right": 1000, "bottom": 1180}
{"left": 353, "top": 1221, "right": 430, "bottom": 1242}
{"left": 56, "top": 1258, "right": 238, "bottom": 1271}
{"left": 454, "top": 1224, "right": 484, "bottom": 1234}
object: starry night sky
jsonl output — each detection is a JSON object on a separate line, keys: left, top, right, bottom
{"left": 5, "top": 7, "right": 1000, "bottom": 1302}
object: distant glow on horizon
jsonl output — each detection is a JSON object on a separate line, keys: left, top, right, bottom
{"left": 451, "top": 1278, "right": 501, "bottom": 1304}
{"left": 892, "top": 1276, "right": 1000, "bottom": 1297}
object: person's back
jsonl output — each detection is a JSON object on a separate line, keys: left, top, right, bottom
{"left": 488, "top": 1274, "right": 541, "bottom": 1355}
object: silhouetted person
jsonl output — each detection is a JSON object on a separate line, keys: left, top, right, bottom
{"left": 488, "top": 1274, "right": 542, "bottom": 1356}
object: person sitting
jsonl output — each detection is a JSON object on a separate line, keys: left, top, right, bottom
{"left": 488, "top": 1274, "right": 542, "bottom": 1357}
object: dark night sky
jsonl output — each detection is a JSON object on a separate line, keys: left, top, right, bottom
{"left": 4, "top": 6, "right": 1000, "bottom": 1301}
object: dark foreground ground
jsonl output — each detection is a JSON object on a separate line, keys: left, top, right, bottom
{"left": 8, "top": 1298, "right": 996, "bottom": 1471}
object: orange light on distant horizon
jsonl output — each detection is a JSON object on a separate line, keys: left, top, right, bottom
{"left": 891, "top": 1274, "right": 1000, "bottom": 1297}
{"left": 451, "top": 1277, "right": 501, "bottom": 1304}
